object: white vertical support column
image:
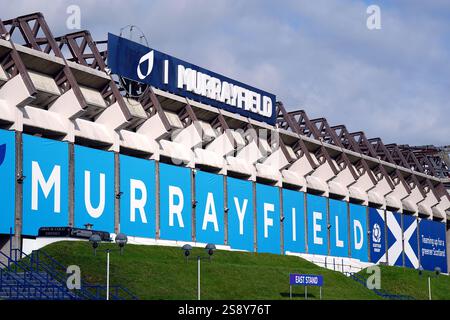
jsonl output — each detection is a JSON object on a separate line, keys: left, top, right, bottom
{"left": 14, "top": 131, "right": 23, "bottom": 251}
{"left": 155, "top": 161, "right": 160, "bottom": 240}
{"left": 68, "top": 143, "right": 74, "bottom": 227}
{"left": 106, "top": 249, "right": 110, "bottom": 301}
{"left": 114, "top": 152, "right": 120, "bottom": 234}
{"left": 197, "top": 256, "right": 201, "bottom": 300}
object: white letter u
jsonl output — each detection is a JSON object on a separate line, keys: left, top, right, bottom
{"left": 84, "top": 170, "right": 105, "bottom": 218}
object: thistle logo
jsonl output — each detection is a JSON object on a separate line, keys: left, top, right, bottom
{"left": 137, "top": 50, "right": 154, "bottom": 80}
{"left": 0, "top": 144, "right": 6, "bottom": 167}
{"left": 372, "top": 223, "right": 381, "bottom": 243}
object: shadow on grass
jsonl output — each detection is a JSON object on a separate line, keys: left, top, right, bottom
{"left": 279, "top": 292, "right": 317, "bottom": 299}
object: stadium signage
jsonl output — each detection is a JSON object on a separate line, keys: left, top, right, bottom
{"left": 107, "top": 33, "right": 276, "bottom": 125}
{"left": 289, "top": 274, "right": 323, "bottom": 286}
{"left": 0, "top": 129, "right": 447, "bottom": 273}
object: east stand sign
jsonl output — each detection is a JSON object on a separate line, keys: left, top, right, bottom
{"left": 289, "top": 274, "right": 323, "bottom": 300}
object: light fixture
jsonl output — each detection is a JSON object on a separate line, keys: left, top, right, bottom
{"left": 89, "top": 233, "right": 101, "bottom": 256}
{"left": 434, "top": 267, "right": 441, "bottom": 276}
{"left": 182, "top": 244, "right": 193, "bottom": 261}
{"left": 115, "top": 233, "right": 128, "bottom": 255}
{"left": 205, "top": 243, "right": 216, "bottom": 257}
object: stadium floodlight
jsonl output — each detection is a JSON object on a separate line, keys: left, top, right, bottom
{"left": 205, "top": 243, "right": 216, "bottom": 258}
{"left": 115, "top": 233, "right": 128, "bottom": 255}
{"left": 89, "top": 234, "right": 102, "bottom": 256}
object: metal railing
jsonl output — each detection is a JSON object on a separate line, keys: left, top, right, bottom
{"left": 345, "top": 271, "right": 414, "bottom": 300}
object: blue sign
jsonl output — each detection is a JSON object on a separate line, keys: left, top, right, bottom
{"left": 419, "top": 219, "right": 447, "bottom": 273}
{"left": 195, "top": 171, "right": 224, "bottom": 245}
{"left": 227, "top": 177, "right": 254, "bottom": 251}
{"left": 289, "top": 274, "right": 323, "bottom": 286}
{"left": 307, "top": 194, "right": 328, "bottom": 255}
{"left": 402, "top": 214, "right": 419, "bottom": 269}
{"left": 159, "top": 163, "right": 192, "bottom": 242}
{"left": 256, "top": 183, "right": 280, "bottom": 254}
{"left": 329, "top": 199, "right": 348, "bottom": 258}
{"left": 119, "top": 155, "right": 156, "bottom": 238}
{"left": 22, "top": 135, "right": 69, "bottom": 236}
{"left": 386, "top": 210, "right": 403, "bottom": 266}
{"left": 349, "top": 203, "right": 368, "bottom": 262}
{"left": 107, "top": 33, "right": 276, "bottom": 125}
{"left": 369, "top": 208, "right": 386, "bottom": 264}
{"left": 74, "top": 145, "right": 115, "bottom": 232}
{"left": 0, "top": 129, "right": 15, "bottom": 234}
{"left": 283, "top": 189, "right": 305, "bottom": 254}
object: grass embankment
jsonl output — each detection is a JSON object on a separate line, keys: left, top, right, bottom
{"left": 41, "top": 241, "right": 379, "bottom": 300}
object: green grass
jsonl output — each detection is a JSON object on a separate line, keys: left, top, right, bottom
{"left": 39, "top": 241, "right": 379, "bottom": 300}
{"left": 357, "top": 265, "right": 450, "bottom": 300}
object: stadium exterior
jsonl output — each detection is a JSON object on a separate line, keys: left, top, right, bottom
{"left": 0, "top": 12, "right": 449, "bottom": 275}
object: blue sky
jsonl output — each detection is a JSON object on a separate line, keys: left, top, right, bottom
{"left": 2, "top": 0, "right": 449, "bottom": 145}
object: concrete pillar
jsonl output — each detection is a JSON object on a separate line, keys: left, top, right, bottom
{"left": 446, "top": 222, "right": 450, "bottom": 272}
{"left": 326, "top": 198, "right": 330, "bottom": 256}
{"left": 155, "top": 161, "right": 160, "bottom": 240}
{"left": 68, "top": 143, "right": 74, "bottom": 227}
{"left": 13, "top": 131, "right": 23, "bottom": 251}
{"left": 191, "top": 169, "right": 196, "bottom": 242}
{"left": 347, "top": 201, "right": 352, "bottom": 258}
{"left": 253, "top": 181, "right": 257, "bottom": 253}
{"left": 304, "top": 192, "right": 308, "bottom": 254}
{"left": 114, "top": 152, "right": 120, "bottom": 234}
{"left": 223, "top": 176, "right": 228, "bottom": 246}
{"left": 279, "top": 187, "right": 284, "bottom": 255}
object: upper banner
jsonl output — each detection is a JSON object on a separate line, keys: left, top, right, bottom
{"left": 107, "top": 33, "right": 276, "bottom": 125}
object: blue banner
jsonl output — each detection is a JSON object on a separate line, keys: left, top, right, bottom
{"left": 74, "top": 145, "right": 114, "bottom": 232}
{"left": 419, "top": 219, "right": 447, "bottom": 273}
{"left": 195, "top": 171, "right": 224, "bottom": 245}
{"left": 349, "top": 203, "right": 368, "bottom": 262}
{"left": 159, "top": 163, "right": 191, "bottom": 242}
{"left": 119, "top": 155, "right": 155, "bottom": 238}
{"left": 0, "top": 129, "right": 15, "bottom": 234}
{"left": 402, "top": 214, "right": 419, "bottom": 269}
{"left": 256, "top": 183, "right": 280, "bottom": 254}
{"left": 307, "top": 194, "right": 328, "bottom": 255}
{"left": 386, "top": 210, "right": 403, "bottom": 266}
{"left": 283, "top": 189, "right": 305, "bottom": 254}
{"left": 22, "top": 135, "right": 69, "bottom": 236}
{"left": 329, "top": 199, "right": 348, "bottom": 258}
{"left": 227, "top": 177, "right": 254, "bottom": 251}
{"left": 369, "top": 208, "right": 386, "bottom": 264}
{"left": 107, "top": 33, "right": 276, "bottom": 125}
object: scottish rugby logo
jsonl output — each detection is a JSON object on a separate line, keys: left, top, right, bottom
{"left": 137, "top": 50, "right": 154, "bottom": 80}
{"left": 372, "top": 223, "right": 381, "bottom": 243}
